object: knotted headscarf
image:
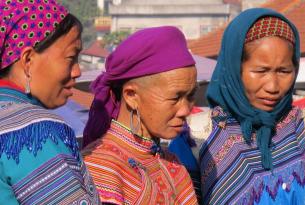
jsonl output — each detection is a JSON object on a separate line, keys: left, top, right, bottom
{"left": 0, "top": 0, "right": 68, "bottom": 70}
{"left": 206, "top": 8, "right": 300, "bottom": 170}
{"left": 83, "top": 26, "right": 195, "bottom": 147}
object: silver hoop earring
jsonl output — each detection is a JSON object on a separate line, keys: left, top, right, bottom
{"left": 25, "top": 75, "right": 31, "bottom": 94}
{"left": 130, "top": 108, "right": 141, "bottom": 135}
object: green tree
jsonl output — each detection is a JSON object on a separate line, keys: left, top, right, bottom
{"left": 102, "top": 31, "right": 130, "bottom": 51}
{"left": 58, "top": 0, "right": 100, "bottom": 46}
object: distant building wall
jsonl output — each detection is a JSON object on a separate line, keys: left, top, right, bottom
{"left": 242, "top": 0, "right": 268, "bottom": 10}
{"left": 108, "top": 0, "right": 240, "bottom": 39}
{"left": 80, "top": 55, "right": 106, "bottom": 70}
{"left": 111, "top": 15, "right": 228, "bottom": 39}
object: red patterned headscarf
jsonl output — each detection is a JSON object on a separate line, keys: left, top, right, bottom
{"left": 0, "top": 0, "right": 68, "bottom": 70}
{"left": 245, "top": 16, "right": 295, "bottom": 44}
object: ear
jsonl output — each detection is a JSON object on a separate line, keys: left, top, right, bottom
{"left": 122, "top": 82, "right": 140, "bottom": 110}
{"left": 19, "top": 46, "right": 36, "bottom": 76}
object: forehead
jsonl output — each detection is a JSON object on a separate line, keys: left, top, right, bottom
{"left": 49, "top": 26, "right": 82, "bottom": 52}
{"left": 161, "top": 66, "right": 196, "bottom": 80}
{"left": 244, "top": 37, "right": 293, "bottom": 58}
{"left": 155, "top": 66, "right": 197, "bottom": 91}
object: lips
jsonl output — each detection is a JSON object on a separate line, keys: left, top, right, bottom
{"left": 259, "top": 97, "right": 279, "bottom": 106}
{"left": 63, "top": 84, "right": 75, "bottom": 97}
{"left": 172, "top": 126, "right": 183, "bottom": 133}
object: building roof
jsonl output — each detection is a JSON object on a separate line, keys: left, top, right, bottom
{"left": 189, "top": 0, "right": 305, "bottom": 57}
{"left": 81, "top": 40, "right": 109, "bottom": 58}
{"left": 70, "top": 88, "right": 94, "bottom": 109}
{"left": 95, "top": 25, "right": 111, "bottom": 32}
{"left": 223, "top": 0, "right": 241, "bottom": 6}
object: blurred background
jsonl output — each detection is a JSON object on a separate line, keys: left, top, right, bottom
{"left": 54, "top": 0, "right": 305, "bottom": 146}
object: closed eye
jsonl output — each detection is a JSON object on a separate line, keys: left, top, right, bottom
{"left": 277, "top": 68, "right": 294, "bottom": 74}
{"left": 252, "top": 68, "right": 268, "bottom": 73}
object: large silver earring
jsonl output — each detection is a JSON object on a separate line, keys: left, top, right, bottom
{"left": 130, "top": 108, "right": 141, "bottom": 135}
{"left": 25, "top": 75, "right": 31, "bottom": 94}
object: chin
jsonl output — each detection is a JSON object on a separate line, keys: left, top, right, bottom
{"left": 48, "top": 99, "right": 68, "bottom": 109}
{"left": 255, "top": 105, "right": 274, "bottom": 112}
{"left": 160, "top": 131, "right": 182, "bottom": 140}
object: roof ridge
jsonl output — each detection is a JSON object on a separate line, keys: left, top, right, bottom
{"left": 260, "top": 0, "right": 303, "bottom": 13}
{"left": 281, "top": 0, "right": 304, "bottom": 14}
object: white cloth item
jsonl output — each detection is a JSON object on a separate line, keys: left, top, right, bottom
{"left": 187, "top": 109, "right": 212, "bottom": 162}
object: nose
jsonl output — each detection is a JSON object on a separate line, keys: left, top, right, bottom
{"left": 71, "top": 63, "right": 81, "bottom": 79}
{"left": 264, "top": 73, "right": 280, "bottom": 94}
{"left": 176, "top": 99, "right": 193, "bottom": 118}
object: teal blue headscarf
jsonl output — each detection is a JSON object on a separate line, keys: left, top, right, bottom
{"left": 206, "top": 8, "right": 300, "bottom": 170}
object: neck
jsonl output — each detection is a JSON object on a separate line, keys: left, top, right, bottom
{"left": 0, "top": 78, "right": 24, "bottom": 92}
{"left": 2, "top": 65, "right": 26, "bottom": 92}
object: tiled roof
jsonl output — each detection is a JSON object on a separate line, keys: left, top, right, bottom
{"left": 189, "top": 0, "right": 305, "bottom": 57}
{"left": 283, "top": 1, "right": 305, "bottom": 55}
{"left": 81, "top": 40, "right": 109, "bottom": 58}
{"left": 96, "top": 25, "right": 111, "bottom": 32}
{"left": 70, "top": 88, "right": 94, "bottom": 109}
{"left": 223, "top": 0, "right": 241, "bottom": 5}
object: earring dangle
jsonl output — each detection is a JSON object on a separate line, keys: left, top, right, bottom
{"left": 130, "top": 108, "right": 141, "bottom": 135}
{"left": 25, "top": 75, "right": 31, "bottom": 94}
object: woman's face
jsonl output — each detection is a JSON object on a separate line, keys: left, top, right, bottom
{"left": 241, "top": 36, "right": 296, "bottom": 112}
{"left": 137, "top": 66, "right": 197, "bottom": 140}
{"left": 30, "top": 26, "right": 82, "bottom": 108}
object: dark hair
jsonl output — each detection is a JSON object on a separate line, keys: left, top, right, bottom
{"left": 34, "top": 13, "right": 83, "bottom": 53}
{"left": 111, "top": 80, "right": 127, "bottom": 101}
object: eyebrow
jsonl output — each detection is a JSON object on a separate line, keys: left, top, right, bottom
{"left": 176, "top": 86, "right": 198, "bottom": 96}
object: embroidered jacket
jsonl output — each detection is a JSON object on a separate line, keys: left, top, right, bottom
{"left": 193, "top": 106, "right": 305, "bottom": 205}
{"left": 83, "top": 120, "right": 198, "bottom": 205}
{"left": 0, "top": 87, "right": 100, "bottom": 205}
{"left": 170, "top": 106, "right": 305, "bottom": 205}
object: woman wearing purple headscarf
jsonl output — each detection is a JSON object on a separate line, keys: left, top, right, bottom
{"left": 83, "top": 26, "right": 199, "bottom": 204}
{"left": 0, "top": 0, "right": 100, "bottom": 204}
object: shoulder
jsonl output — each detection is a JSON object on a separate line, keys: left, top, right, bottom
{"left": 83, "top": 137, "right": 130, "bottom": 171}
{"left": 83, "top": 139, "right": 139, "bottom": 205}
{"left": 0, "top": 101, "right": 78, "bottom": 164}
{"left": 0, "top": 101, "right": 66, "bottom": 134}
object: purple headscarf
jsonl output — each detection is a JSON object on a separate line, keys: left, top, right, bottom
{"left": 83, "top": 26, "right": 195, "bottom": 147}
{"left": 0, "top": 0, "right": 68, "bottom": 70}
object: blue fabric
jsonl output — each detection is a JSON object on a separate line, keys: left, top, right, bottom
{"left": 0, "top": 87, "right": 99, "bottom": 204}
{"left": 0, "top": 88, "right": 80, "bottom": 163}
{"left": 206, "top": 8, "right": 301, "bottom": 170}
{"left": 255, "top": 177, "right": 305, "bottom": 205}
{"left": 0, "top": 87, "right": 42, "bottom": 106}
{"left": 169, "top": 133, "right": 199, "bottom": 172}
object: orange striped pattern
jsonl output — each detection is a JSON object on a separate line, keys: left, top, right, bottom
{"left": 83, "top": 120, "right": 198, "bottom": 205}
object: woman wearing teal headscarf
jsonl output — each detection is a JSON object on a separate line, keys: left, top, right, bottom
{"left": 169, "top": 8, "right": 305, "bottom": 204}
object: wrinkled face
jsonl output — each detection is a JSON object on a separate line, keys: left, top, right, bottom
{"left": 137, "top": 66, "right": 197, "bottom": 139}
{"left": 30, "top": 26, "right": 82, "bottom": 108}
{"left": 241, "top": 36, "right": 296, "bottom": 112}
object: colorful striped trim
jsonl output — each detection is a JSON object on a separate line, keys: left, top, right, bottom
{"left": 12, "top": 154, "right": 100, "bottom": 205}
